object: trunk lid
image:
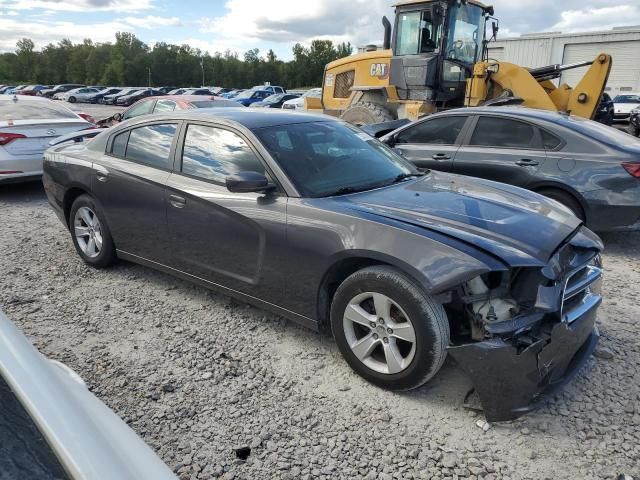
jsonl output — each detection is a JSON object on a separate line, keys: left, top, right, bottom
{"left": 1, "top": 119, "right": 90, "bottom": 156}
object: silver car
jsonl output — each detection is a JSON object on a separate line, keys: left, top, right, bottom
{"left": 61, "top": 87, "right": 101, "bottom": 103}
{"left": 0, "top": 309, "right": 176, "bottom": 479}
{"left": 0, "top": 95, "right": 92, "bottom": 183}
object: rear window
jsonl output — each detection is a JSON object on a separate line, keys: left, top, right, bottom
{"left": 563, "top": 115, "right": 640, "bottom": 147}
{"left": 0, "top": 101, "right": 78, "bottom": 121}
{"left": 0, "top": 374, "right": 70, "bottom": 479}
{"left": 613, "top": 95, "right": 640, "bottom": 103}
{"left": 191, "top": 100, "right": 237, "bottom": 108}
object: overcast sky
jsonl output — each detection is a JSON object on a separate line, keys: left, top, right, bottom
{"left": 0, "top": 0, "right": 638, "bottom": 58}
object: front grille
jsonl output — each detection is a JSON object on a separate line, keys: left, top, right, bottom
{"left": 561, "top": 254, "right": 602, "bottom": 323}
{"left": 334, "top": 70, "right": 355, "bottom": 99}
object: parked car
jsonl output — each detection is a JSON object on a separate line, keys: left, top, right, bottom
{"left": 158, "top": 86, "right": 179, "bottom": 94}
{"left": 0, "top": 310, "right": 176, "bottom": 480}
{"left": 376, "top": 106, "right": 640, "bottom": 231}
{"left": 251, "top": 85, "right": 286, "bottom": 94}
{"left": 594, "top": 92, "right": 614, "bottom": 125}
{"left": 282, "top": 87, "right": 322, "bottom": 111}
{"left": 61, "top": 87, "right": 101, "bottom": 103}
{"left": 629, "top": 107, "right": 640, "bottom": 137}
{"left": 16, "top": 85, "right": 50, "bottom": 96}
{"left": 97, "top": 95, "right": 238, "bottom": 127}
{"left": 0, "top": 95, "right": 93, "bottom": 184}
{"left": 234, "top": 89, "right": 272, "bottom": 106}
{"left": 88, "top": 87, "right": 122, "bottom": 104}
{"left": 103, "top": 88, "right": 144, "bottom": 105}
{"left": 116, "top": 88, "right": 165, "bottom": 106}
{"left": 180, "top": 88, "right": 214, "bottom": 96}
{"left": 167, "top": 88, "right": 189, "bottom": 95}
{"left": 43, "top": 109, "right": 603, "bottom": 422}
{"left": 39, "top": 84, "right": 85, "bottom": 98}
{"left": 221, "top": 89, "right": 245, "bottom": 99}
{"left": 250, "top": 93, "right": 300, "bottom": 109}
{"left": 613, "top": 93, "right": 640, "bottom": 123}
{"left": 0, "top": 86, "right": 16, "bottom": 94}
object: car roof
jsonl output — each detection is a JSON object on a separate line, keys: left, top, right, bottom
{"left": 136, "top": 108, "right": 337, "bottom": 129}
{"left": 437, "top": 105, "right": 584, "bottom": 123}
{"left": 0, "top": 95, "right": 54, "bottom": 103}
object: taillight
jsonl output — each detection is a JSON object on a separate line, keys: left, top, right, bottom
{"left": 77, "top": 112, "right": 96, "bottom": 124}
{"left": 622, "top": 162, "right": 640, "bottom": 178}
{"left": 0, "top": 132, "right": 26, "bottom": 145}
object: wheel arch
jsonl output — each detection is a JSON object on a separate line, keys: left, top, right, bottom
{"left": 529, "top": 181, "right": 588, "bottom": 222}
{"left": 63, "top": 185, "right": 91, "bottom": 228}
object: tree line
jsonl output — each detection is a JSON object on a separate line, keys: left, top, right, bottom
{"left": 0, "top": 33, "right": 353, "bottom": 89}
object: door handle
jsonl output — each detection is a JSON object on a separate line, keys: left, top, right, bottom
{"left": 169, "top": 194, "right": 186, "bottom": 209}
{"left": 432, "top": 153, "right": 451, "bottom": 160}
{"left": 96, "top": 172, "right": 108, "bottom": 182}
{"left": 516, "top": 159, "right": 539, "bottom": 167}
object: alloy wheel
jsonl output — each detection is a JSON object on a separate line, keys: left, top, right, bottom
{"left": 73, "top": 206, "right": 103, "bottom": 258}
{"left": 343, "top": 292, "right": 417, "bottom": 374}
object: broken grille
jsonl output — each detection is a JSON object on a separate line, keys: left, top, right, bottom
{"left": 334, "top": 70, "right": 355, "bottom": 98}
{"left": 561, "top": 254, "right": 602, "bottom": 324}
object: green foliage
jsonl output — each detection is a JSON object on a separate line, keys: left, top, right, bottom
{"left": 0, "top": 33, "right": 353, "bottom": 88}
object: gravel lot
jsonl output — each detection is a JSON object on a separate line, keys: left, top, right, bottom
{"left": 1, "top": 181, "right": 639, "bottom": 480}
{"left": 66, "top": 101, "right": 124, "bottom": 120}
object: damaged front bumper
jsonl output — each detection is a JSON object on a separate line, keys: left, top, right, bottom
{"left": 448, "top": 228, "right": 604, "bottom": 422}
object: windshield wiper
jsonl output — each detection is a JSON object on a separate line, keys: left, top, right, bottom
{"left": 391, "top": 172, "right": 427, "bottom": 184}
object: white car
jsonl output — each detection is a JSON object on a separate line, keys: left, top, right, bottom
{"left": 0, "top": 95, "right": 93, "bottom": 184}
{"left": 60, "top": 87, "right": 101, "bottom": 103}
{"left": 282, "top": 87, "right": 322, "bottom": 111}
{"left": 612, "top": 92, "right": 640, "bottom": 123}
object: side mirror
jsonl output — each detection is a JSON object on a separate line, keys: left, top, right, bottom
{"left": 492, "top": 20, "right": 499, "bottom": 40}
{"left": 383, "top": 134, "right": 396, "bottom": 147}
{"left": 113, "top": 112, "right": 123, "bottom": 122}
{"left": 226, "top": 172, "right": 275, "bottom": 193}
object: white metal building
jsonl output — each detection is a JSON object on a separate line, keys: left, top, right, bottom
{"left": 487, "top": 27, "right": 640, "bottom": 95}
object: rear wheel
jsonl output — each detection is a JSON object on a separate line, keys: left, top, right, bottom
{"left": 69, "top": 195, "right": 116, "bottom": 268}
{"left": 68, "top": 96, "right": 76, "bottom": 103}
{"left": 330, "top": 266, "right": 449, "bottom": 391}
{"left": 340, "top": 101, "right": 394, "bottom": 126}
{"left": 537, "top": 188, "right": 584, "bottom": 221}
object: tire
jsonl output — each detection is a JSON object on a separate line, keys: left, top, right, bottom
{"left": 68, "top": 96, "right": 76, "bottom": 103}
{"left": 537, "top": 188, "right": 585, "bottom": 221}
{"left": 330, "top": 266, "right": 450, "bottom": 391}
{"left": 69, "top": 194, "right": 116, "bottom": 268}
{"left": 628, "top": 124, "right": 640, "bottom": 137}
{"left": 340, "top": 101, "right": 395, "bottom": 126}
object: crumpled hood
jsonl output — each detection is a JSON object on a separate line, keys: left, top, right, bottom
{"left": 338, "top": 171, "right": 582, "bottom": 266}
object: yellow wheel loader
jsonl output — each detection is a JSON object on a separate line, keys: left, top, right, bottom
{"left": 313, "top": 0, "right": 612, "bottom": 125}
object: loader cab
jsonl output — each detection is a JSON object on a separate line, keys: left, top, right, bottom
{"left": 390, "top": 0, "right": 492, "bottom": 106}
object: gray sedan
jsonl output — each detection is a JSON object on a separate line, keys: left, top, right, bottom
{"left": 380, "top": 106, "right": 640, "bottom": 231}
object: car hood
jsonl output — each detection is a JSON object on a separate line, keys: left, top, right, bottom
{"left": 615, "top": 103, "right": 640, "bottom": 113}
{"left": 337, "top": 171, "right": 581, "bottom": 266}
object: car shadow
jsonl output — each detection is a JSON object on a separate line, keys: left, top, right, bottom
{"left": 599, "top": 230, "right": 640, "bottom": 259}
{"left": 0, "top": 181, "right": 47, "bottom": 204}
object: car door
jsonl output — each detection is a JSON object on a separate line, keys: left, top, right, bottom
{"left": 452, "top": 115, "right": 546, "bottom": 187}
{"left": 91, "top": 121, "right": 179, "bottom": 262}
{"left": 389, "top": 115, "right": 470, "bottom": 172}
{"left": 165, "top": 121, "right": 287, "bottom": 299}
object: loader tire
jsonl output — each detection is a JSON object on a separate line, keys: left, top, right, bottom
{"left": 340, "top": 102, "right": 395, "bottom": 126}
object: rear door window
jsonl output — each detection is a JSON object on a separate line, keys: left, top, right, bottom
{"left": 395, "top": 116, "right": 468, "bottom": 145}
{"left": 181, "top": 124, "right": 265, "bottom": 183}
{"left": 124, "top": 123, "right": 177, "bottom": 169}
{"left": 469, "top": 117, "right": 536, "bottom": 149}
{"left": 541, "top": 130, "right": 562, "bottom": 150}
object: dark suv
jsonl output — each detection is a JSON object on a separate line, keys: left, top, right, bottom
{"left": 38, "top": 84, "right": 85, "bottom": 98}
{"left": 380, "top": 106, "right": 640, "bottom": 231}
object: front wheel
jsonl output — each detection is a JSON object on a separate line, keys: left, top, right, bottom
{"left": 331, "top": 266, "right": 450, "bottom": 391}
{"left": 68, "top": 96, "right": 76, "bottom": 103}
{"left": 69, "top": 195, "right": 116, "bottom": 268}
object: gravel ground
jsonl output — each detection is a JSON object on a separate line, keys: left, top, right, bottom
{"left": 66, "top": 101, "right": 125, "bottom": 120}
{"left": 1, "top": 182, "right": 638, "bottom": 480}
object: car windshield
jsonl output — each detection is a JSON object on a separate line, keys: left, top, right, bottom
{"left": 264, "top": 94, "right": 284, "bottom": 103}
{"left": 236, "top": 90, "right": 258, "bottom": 99}
{"left": 0, "top": 101, "right": 79, "bottom": 120}
{"left": 613, "top": 94, "right": 640, "bottom": 103}
{"left": 98, "top": 88, "right": 118, "bottom": 94}
{"left": 254, "top": 121, "right": 418, "bottom": 197}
